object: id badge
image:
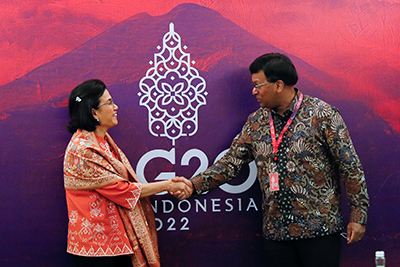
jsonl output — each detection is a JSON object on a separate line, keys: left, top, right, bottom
{"left": 269, "top": 173, "right": 279, "bottom": 191}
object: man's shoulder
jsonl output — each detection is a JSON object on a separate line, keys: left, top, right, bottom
{"left": 247, "top": 108, "right": 265, "bottom": 121}
{"left": 302, "top": 94, "right": 338, "bottom": 112}
{"left": 303, "top": 94, "right": 327, "bottom": 104}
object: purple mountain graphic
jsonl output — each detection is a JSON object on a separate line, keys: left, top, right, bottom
{"left": 0, "top": 3, "right": 398, "bottom": 267}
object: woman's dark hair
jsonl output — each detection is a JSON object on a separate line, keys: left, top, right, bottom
{"left": 67, "top": 79, "right": 107, "bottom": 134}
{"left": 249, "top": 53, "right": 298, "bottom": 86}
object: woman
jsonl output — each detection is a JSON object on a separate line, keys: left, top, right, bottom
{"left": 63, "top": 79, "right": 188, "bottom": 267}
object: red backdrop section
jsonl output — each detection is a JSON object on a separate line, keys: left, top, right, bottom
{"left": 1, "top": 0, "right": 399, "bottom": 131}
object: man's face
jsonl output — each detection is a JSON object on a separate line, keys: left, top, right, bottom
{"left": 251, "top": 70, "right": 278, "bottom": 109}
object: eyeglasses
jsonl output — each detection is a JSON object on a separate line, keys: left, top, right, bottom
{"left": 252, "top": 82, "right": 269, "bottom": 90}
{"left": 97, "top": 99, "right": 115, "bottom": 108}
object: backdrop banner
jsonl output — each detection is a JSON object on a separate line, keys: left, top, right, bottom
{"left": 0, "top": 3, "right": 399, "bottom": 267}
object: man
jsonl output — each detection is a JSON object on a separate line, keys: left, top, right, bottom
{"left": 174, "top": 53, "right": 369, "bottom": 267}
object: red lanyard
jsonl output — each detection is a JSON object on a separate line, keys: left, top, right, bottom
{"left": 269, "top": 93, "right": 303, "bottom": 161}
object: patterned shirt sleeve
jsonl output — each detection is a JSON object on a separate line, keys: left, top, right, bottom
{"left": 321, "top": 107, "right": 369, "bottom": 224}
{"left": 191, "top": 117, "right": 256, "bottom": 194}
{"left": 95, "top": 181, "right": 142, "bottom": 210}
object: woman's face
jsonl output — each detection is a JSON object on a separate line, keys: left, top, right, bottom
{"left": 93, "top": 89, "right": 118, "bottom": 134}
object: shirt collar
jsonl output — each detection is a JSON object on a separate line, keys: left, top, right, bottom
{"left": 271, "top": 88, "right": 300, "bottom": 116}
{"left": 287, "top": 88, "right": 300, "bottom": 112}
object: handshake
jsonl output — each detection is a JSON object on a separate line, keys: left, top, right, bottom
{"left": 167, "top": 176, "right": 193, "bottom": 201}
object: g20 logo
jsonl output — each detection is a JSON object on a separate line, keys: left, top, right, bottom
{"left": 136, "top": 148, "right": 257, "bottom": 195}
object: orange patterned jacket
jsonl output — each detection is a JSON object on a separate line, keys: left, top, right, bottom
{"left": 64, "top": 129, "right": 160, "bottom": 267}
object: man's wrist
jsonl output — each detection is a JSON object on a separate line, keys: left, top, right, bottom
{"left": 190, "top": 180, "right": 197, "bottom": 195}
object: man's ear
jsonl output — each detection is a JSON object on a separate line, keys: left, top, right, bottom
{"left": 276, "top": 80, "right": 285, "bottom": 93}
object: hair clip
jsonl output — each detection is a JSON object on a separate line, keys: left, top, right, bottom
{"left": 75, "top": 96, "right": 82, "bottom": 102}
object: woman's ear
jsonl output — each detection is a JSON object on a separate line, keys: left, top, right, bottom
{"left": 92, "top": 108, "right": 98, "bottom": 121}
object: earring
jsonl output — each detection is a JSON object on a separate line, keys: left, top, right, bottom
{"left": 96, "top": 118, "right": 99, "bottom": 122}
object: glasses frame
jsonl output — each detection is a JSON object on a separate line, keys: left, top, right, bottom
{"left": 252, "top": 81, "right": 269, "bottom": 90}
{"left": 97, "top": 99, "right": 115, "bottom": 109}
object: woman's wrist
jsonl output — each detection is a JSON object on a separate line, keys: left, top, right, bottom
{"left": 165, "top": 180, "right": 173, "bottom": 192}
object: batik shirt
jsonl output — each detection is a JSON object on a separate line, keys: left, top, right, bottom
{"left": 191, "top": 90, "right": 369, "bottom": 241}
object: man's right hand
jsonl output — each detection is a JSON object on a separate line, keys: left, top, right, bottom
{"left": 170, "top": 176, "right": 193, "bottom": 200}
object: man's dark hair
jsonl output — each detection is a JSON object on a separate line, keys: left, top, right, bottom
{"left": 67, "top": 79, "right": 107, "bottom": 134}
{"left": 249, "top": 53, "right": 298, "bottom": 86}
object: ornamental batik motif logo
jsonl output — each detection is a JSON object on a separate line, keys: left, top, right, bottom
{"left": 138, "top": 22, "right": 207, "bottom": 145}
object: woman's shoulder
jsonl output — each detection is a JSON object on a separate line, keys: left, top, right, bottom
{"left": 67, "top": 130, "right": 98, "bottom": 152}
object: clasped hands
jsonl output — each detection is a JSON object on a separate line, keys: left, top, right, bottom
{"left": 168, "top": 176, "right": 193, "bottom": 200}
